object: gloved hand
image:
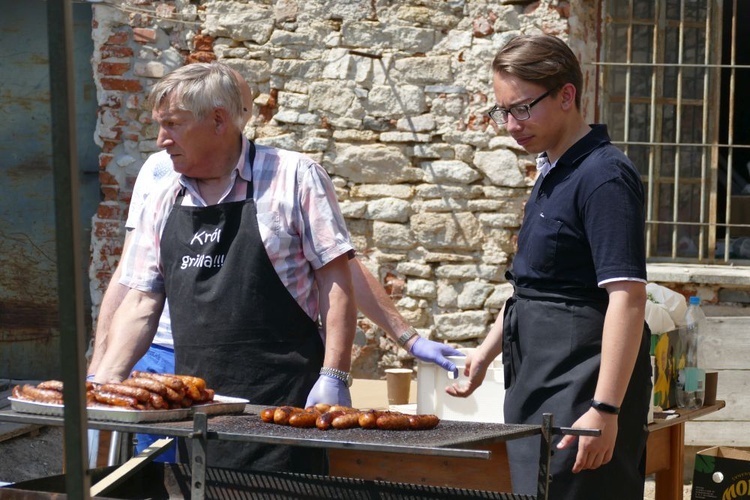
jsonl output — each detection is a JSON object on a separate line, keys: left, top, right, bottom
{"left": 305, "top": 374, "right": 352, "bottom": 408}
{"left": 409, "top": 337, "right": 465, "bottom": 377}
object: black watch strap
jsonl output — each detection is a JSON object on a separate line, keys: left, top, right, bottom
{"left": 591, "top": 399, "right": 620, "bottom": 415}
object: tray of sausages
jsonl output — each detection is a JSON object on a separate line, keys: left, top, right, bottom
{"left": 9, "top": 372, "right": 246, "bottom": 423}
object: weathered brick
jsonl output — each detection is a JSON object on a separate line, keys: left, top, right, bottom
{"left": 100, "top": 77, "right": 143, "bottom": 92}
{"left": 193, "top": 33, "right": 214, "bottom": 52}
{"left": 98, "top": 153, "right": 114, "bottom": 169}
{"left": 132, "top": 27, "right": 157, "bottom": 43}
{"left": 99, "top": 170, "right": 118, "bottom": 186}
{"left": 93, "top": 220, "right": 123, "bottom": 239}
{"left": 186, "top": 51, "right": 216, "bottom": 64}
{"left": 101, "top": 140, "right": 120, "bottom": 153}
{"left": 101, "top": 45, "right": 134, "bottom": 59}
{"left": 96, "top": 203, "right": 122, "bottom": 220}
{"left": 98, "top": 61, "right": 131, "bottom": 76}
{"left": 100, "top": 186, "right": 119, "bottom": 203}
{"left": 105, "top": 31, "right": 129, "bottom": 45}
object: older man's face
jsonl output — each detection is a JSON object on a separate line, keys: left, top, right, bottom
{"left": 153, "top": 94, "right": 219, "bottom": 178}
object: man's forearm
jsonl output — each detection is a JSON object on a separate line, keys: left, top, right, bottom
{"left": 349, "top": 258, "right": 411, "bottom": 341}
{"left": 94, "top": 289, "right": 164, "bottom": 382}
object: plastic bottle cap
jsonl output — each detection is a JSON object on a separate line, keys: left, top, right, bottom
{"left": 689, "top": 296, "right": 701, "bottom": 306}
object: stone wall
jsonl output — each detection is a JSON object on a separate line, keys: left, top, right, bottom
{"left": 88, "top": 0, "right": 593, "bottom": 378}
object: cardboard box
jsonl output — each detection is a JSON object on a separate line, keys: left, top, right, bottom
{"left": 691, "top": 446, "right": 750, "bottom": 499}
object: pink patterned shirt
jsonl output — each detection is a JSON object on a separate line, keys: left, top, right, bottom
{"left": 119, "top": 138, "right": 354, "bottom": 320}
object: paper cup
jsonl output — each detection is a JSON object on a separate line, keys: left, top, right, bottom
{"left": 385, "top": 368, "right": 413, "bottom": 405}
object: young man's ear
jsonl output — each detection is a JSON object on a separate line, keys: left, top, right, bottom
{"left": 560, "top": 82, "right": 577, "bottom": 110}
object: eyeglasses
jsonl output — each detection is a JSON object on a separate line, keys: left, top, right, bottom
{"left": 487, "top": 89, "right": 554, "bottom": 125}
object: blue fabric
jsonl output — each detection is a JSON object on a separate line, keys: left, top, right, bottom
{"left": 131, "top": 344, "right": 176, "bottom": 462}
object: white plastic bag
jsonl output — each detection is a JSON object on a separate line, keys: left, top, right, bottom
{"left": 645, "top": 283, "right": 688, "bottom": 332}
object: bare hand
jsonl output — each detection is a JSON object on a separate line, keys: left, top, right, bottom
{"left": 556, "top": 408, "right": 618, "bottom": 473}
{"left": 444, "top": 351, "right": 489, "bottom": 398}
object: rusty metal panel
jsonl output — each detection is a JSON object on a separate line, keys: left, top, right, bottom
{"left": 0, "top": 1, "right": 98, "bottom": 380}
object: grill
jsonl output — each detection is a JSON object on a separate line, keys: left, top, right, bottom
{"left": 3, "top": 463, "right": 536, "bottom": 499}
{"left": 0, "top": 405, "right": 594, "bottom": 499}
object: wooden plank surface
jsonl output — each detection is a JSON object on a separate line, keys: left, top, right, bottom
{"left": 329, "top": 441, "right": 512, "bottom": 492}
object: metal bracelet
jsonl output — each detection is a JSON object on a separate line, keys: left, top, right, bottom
{"left": 396, "top": 327, "right": 418, "bottom": 348}
{"left": 320, "top": 366, "right": 352, "bottom": 387}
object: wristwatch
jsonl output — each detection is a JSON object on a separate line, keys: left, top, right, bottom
{"left": 396, "top": 327, "right": 419, "bottom": 348}
{"left": 320, "top": 366, "right": 353, "bottom": 387}
{"left": 591, "top": 399, "right": 620, "bottom": 415}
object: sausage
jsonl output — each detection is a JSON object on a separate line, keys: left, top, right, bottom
{"left": 260, "top": 407, "right": 277, "bottom": 423}
{"left": 121, "top": 377, "right": 168, "bottom": 396}
{"left": 100, "top": 383, "right": 151, "bottom": 403}
{"left": 273, "top": 406, "right": 304, "bottom": 425}
{"left": 358, "top": 410, "right": 384, "bottom": 429}
{"left": 316, "top": 410, "right": 345, "bottom": 430}
{"left": 312, "top": 403, "right": 331, "bottom": 413}
{"left": 163, "top": 386, "right": 186, "bottom": 403}
{"left": 408, "top": 414, "right": 440, "bottom": 430}
{"left": 37, "top": 380, "right": 64, "bottom": 392}
{"left": 93, "top": 390, "right": 139, "bottom": 409}
{"left": 20, "top": 385, "right": 64, "bottom": 405}
{"left": 376, "top": 412, "right": 411, "bottom": 431}
{"left": 289, "top": 411, "right": 319, "bottom": 428}
{"left": 329, "top": 405, "right": 356, "bottom": 413}
{"left": 331, "top": 412, "right": 361, "bottom": 430}
{"left": 147, "top": 392, "right": 168, "bottom": 410}
{"left": 193, "top": 388, "right": 214, "bottom": 404}
{"left": 172, "top": 375, "right": 206, "bottom": 400}
{"left": 130, "top": 371, "right": 184, "bottom": 391}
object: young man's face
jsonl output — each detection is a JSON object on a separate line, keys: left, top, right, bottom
{"left": 492, "top": 72, "right": 564, "bottom": 156}
{"left": 153, "top": 95, "right": 219, "bottom": 178}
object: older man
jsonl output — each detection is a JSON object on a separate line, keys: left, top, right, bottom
{"left": 95, "top": 61, "right": 356, "bottom": 474}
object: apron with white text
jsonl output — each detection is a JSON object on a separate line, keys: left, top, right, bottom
{"left": 161, "top": 150, "right": 326, "bottom": 474}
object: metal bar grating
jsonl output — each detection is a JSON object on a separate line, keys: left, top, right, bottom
{"left": 597, "top": 0, "right": 750, "bottom": 263}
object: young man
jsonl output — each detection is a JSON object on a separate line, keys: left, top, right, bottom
{"left": 448, "top": 35, "right": 652, "bottom": 499}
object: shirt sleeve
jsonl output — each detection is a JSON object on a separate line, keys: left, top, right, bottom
{"left": 126, "top": 152, "right": 175, "bottom": 230}
{"left": 295, "top": 160, "right": 354, "bottom": 270}
{"left": 583, "top": 173, "right": 648, "bottom": 284}
{"left": 119, "top": 181, "right": 177, "bottom": 294}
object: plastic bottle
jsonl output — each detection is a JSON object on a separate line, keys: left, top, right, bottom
{"left": 676, "top": 296, "right": 706, "bottom": 410}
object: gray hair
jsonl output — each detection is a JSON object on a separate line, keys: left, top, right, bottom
{"left": 147, "top": 62, "right": 245, "bottom": 129}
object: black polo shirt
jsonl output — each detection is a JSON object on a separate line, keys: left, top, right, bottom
{"left": 510, "top": 124, "right": 647, "bottom": 295}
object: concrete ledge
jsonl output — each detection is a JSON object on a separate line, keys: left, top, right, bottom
{"left": 647, "top": 263, "right": 750, "bottom": 286}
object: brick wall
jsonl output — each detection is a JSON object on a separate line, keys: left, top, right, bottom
{"left": 87, "top": 0, "right": 594, "bottom": 378}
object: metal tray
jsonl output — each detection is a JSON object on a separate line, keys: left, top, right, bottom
{"left": 7, "top": 394, "right": 249, "bottom": 423}
{"left": 191, "top": 395, "right": 248, "bottom": 416}
{"left": 8, "top": 397, "right": 191, "bottom": 423}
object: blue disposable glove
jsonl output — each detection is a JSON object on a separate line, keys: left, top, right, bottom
{"left": 305, "top": 374, "right": 352, "bottom": 408}
{"left": 409, "top": 337, "right": 465, "bottom": 377}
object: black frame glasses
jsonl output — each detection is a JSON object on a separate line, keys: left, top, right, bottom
{"left": 487, "top": 88, "right": 553, "bottom": 125}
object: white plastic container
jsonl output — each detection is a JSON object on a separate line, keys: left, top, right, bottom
{"left": 417, "top": 348, "right": 505, "bottom": 423}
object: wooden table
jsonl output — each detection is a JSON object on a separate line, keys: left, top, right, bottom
{"left": 645, "top": 400, "right": 725, "bottom": 500}
{"left": 333, "top": 380, "right": 726, "bottom": 499}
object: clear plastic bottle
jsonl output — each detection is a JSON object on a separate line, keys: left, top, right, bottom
{"left": 676, "top": 296, "right": 706, "bottom": 410}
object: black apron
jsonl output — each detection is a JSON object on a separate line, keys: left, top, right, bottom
{"left": 502, "top": 274, "right": 651, "bottom": 499}
{"left": 160, "top": 146, "right": 326, "bottom": 474}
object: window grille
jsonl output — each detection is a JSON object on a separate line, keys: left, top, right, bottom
{"left": 598, "top": 0, "right": 750, "bottom": 263}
